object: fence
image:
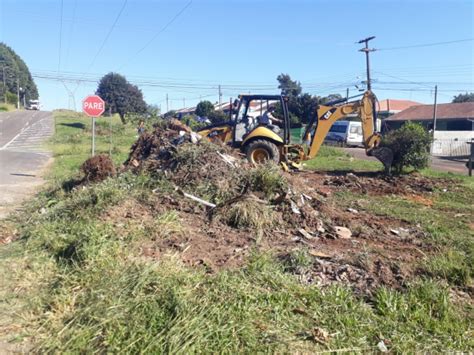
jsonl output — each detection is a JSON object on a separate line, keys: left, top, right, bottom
{"left": 431, "top": 138, "right": 473, "bottom": 157}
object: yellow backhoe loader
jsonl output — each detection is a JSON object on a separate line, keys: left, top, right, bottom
{"left": 197, "top": 90, "right": 393, "bottom": 172}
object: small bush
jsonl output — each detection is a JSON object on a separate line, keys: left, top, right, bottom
{"left": 182, "top": 115, "right": 207, "bottom": 131}
{"left": 381, "top": 122, "right": 432, "bottom": 174}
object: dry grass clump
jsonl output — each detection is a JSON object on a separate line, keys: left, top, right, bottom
{"left": 81, "top": 154, "right": 116, "bottom": 182}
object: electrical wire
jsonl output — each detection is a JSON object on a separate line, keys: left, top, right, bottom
{"left": 377, "top": 38, "right": 474, "bottom": 51}
{"left": 84, "top": 0, "right": 128, "bottom": 73}
{"left": 64, "top": 0, "right": 78, "bottom": 70}
{"left": 117, "top": 0, "right": 192, "bottom": 71}
{"left": 57, "top": 0, "right": 64, "bottom": 72}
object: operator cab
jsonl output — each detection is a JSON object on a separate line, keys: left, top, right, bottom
{"left": 232, "top": 94, "right": 290, "bottom": 147}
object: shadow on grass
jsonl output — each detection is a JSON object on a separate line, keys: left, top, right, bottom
{"left": 60, "top": 122, "right": 85, "bottom": 130}
{"left": 61, "top": 177, "right": 84, "bottom": 192}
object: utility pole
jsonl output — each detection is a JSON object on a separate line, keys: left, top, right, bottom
{"left": 16, "top": 78, "right": 20, "bottom": 109}
{"left": 218, "top": 84, "right": 222, "bottom": 105}
{"left": 358, "top": 36, "right": 376, "bottom": 91}
{"left": 432, "top": 85, "right": 438, "bottom": 138}
{"left": 346, "top": 88, "right": 349, "bottom": 101}
{"left": 183, "top": 97, "right": 186, "bottom": 108}
{"left": 166, "top": 93, "right": 169, "bottom": 112}
{"left": 2, "top": 67, "right": 6, "bottom": 104}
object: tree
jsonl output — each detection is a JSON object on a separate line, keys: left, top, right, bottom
{"left": 96, "top": 72, "right": 147, "bottom": 124}
{"left": 195, "top": 100, "right": 214, "bottom": 117}
{"left": 208, "top": 110, "right": 228, "bottom": 124}
{"left": 381, "top": 122, "right": 432, "bottom": 174}
{"left": 452, "top": 92, "right": 474, "bottom": 103}
{"left": 318, "top": 94, "right": 343, "bottom": 105}
{"left": 277, "top": 73, "right": 302, "bottom": 97}
{"left": 0, "top": 43, "right": 38, "bottom": 106}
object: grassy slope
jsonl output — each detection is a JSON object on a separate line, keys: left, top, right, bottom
{"left": 0, "top": 103, "right": 16, "bottom": 112}
{"left": 0, "top": 112, "right": 472, "bottom": 352}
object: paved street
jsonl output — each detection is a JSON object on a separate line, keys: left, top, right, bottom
{"left": 342, "top": 147, "right": 469, "bottom": 175}
{"left": 0, "top": 110, "right": 53, "bottom": 218}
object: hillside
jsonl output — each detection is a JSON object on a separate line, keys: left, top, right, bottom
{"left": 0, "top": 43, "right": 38, "bottom": 106}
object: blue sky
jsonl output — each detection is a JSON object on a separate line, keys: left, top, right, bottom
{"left": 0, "top": 0, "right": 473, "bottom": 111}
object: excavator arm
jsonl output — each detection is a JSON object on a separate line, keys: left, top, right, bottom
{"left": 301, "top": 90, "right": 393, "bottom": 172}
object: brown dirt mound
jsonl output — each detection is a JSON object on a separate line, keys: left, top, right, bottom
{"left": 81, "top": 154, "right": 116, "bottom": 183}
{"left": 114, "top": 122, "right": 442, "bottom": 295}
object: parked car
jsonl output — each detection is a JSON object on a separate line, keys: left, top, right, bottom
{"left": 324, "top": 120, "right": 364, "bottom": 147}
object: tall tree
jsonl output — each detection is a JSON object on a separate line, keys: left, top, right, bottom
{"left": 452, "top": 92, "right": 474, "bottom": 103}
{"left": 275, "top": 74, "right": 343, "bottom": 125}
{"left": 0, "top": 43, "right": 38, "bottom": 105}
{"left": 195, "top": 100, "right": 214, "bottom": 117}
{"left": 277, "top": 73, "right": 302, "bottom": 97}
{"left": 96, "top": 72, "right": 147, "bottom": 124}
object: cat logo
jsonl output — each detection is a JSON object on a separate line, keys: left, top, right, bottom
{"left": 321, "top": 108, "right": 337, "bottom": 120}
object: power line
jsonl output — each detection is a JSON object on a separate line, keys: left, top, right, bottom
{"left": 57, "top": 0, "right": 64, "bottom": 72}
{"left": 117, "top": 0, "right": 192, "bottom": 71}
{"left": 85, "top": 0, "right": 128, "bottom": 73}
{"left": 377, "top": 38, "right": 474, "bottom": 51}
{"left": 64, "top": 0, "right": 78, "bottom": 70}
{"left": 374, "top": 71, "right": 433, "bottom": 90}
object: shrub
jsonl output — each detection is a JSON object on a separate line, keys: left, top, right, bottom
{"left": 207, "top": 110, "right": 228, "bottom": 125}
{"left": 6, "top": 91, "right": 17, "bottom": 105}
{"left": 182, "top": 115, "right": 207, "bottom": 131}
{"left": 381, "top": 122, "right": 432, "bottom": 174}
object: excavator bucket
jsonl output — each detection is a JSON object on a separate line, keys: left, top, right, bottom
{"left": 370, "top": 147, "right": 394, "bottom": 174}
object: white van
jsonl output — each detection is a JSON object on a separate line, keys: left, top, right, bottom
{"left": 324, "top": 120, "right": 364, "bottom": 147}
{"left": 27, "top": 100, "right": 40, "bottom": 110}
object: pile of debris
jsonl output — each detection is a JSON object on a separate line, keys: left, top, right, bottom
{"left": 105, "top": 122, "right": 436, "bottom": 294}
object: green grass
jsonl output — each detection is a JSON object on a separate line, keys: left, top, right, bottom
{"left": 0, "top": 103, "right": 15, "bottom": 112}
{"left": 0, "top": 113, "right": 472, "bottom": 352}
{"left": 304, "top": 145, "right": 383, "bottom": 172}
{"left": 47, "top": 110, "right": 137, "bottom": 182}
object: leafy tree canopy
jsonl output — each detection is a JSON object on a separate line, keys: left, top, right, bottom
{"left": 277, "top": 73, "right": 302, "bottom": 97}
{"left": 0, "top": 43, "right": 38, "bottom": 105}
{"left": 452, "top": 92, "right": 474, "bottom": 103}
{"left": 195, "top": 100, "right": 214, "bottom": 117}
{"left": 96, "top": 72, "right": 147, "bottom": 124}
{"left": 276, "top": 74, "right": 343, "bottom": 125}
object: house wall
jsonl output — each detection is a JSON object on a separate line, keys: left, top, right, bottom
{"left": 383, "top": 119, "right": 473, "bottom": 157}
{"left": 432, "top": 131, "right": 473, "bottom": 157}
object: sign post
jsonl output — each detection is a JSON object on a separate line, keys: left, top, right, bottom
{"left": 82, "top": 95, "right": 105, "bottom": 156}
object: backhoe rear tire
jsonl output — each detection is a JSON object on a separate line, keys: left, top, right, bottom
{"left": 245, "top": 139, "right": 280, "bottom": 164}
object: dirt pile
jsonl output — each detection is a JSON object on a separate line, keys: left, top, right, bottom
{"left": 115, "top": 124, "right": 437, "bottom": 295}
{"left": 81, "top": 154, "right": 116, "bottom": 183}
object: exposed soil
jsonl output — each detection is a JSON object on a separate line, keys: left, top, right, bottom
{"left": 96, "top": 122, "right": 452, "bottom": 296}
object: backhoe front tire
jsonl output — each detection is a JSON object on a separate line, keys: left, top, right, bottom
{"left": 245, "top": 139, "right": 280, "bottom": 164}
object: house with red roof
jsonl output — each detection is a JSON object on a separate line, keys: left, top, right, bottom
{"left": 377, "top": 99, "right": 422, "bottom": 118}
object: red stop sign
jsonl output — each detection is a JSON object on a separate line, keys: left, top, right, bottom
{"left": 82, "top": 95, "right": 105, "bottom": 117}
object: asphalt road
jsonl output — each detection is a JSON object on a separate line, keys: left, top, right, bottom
{"left": 0, "top": 110, "right": 53, "bottom": 218}
{"left": 342, "top": 147, "right": 469, "bottom": 175}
